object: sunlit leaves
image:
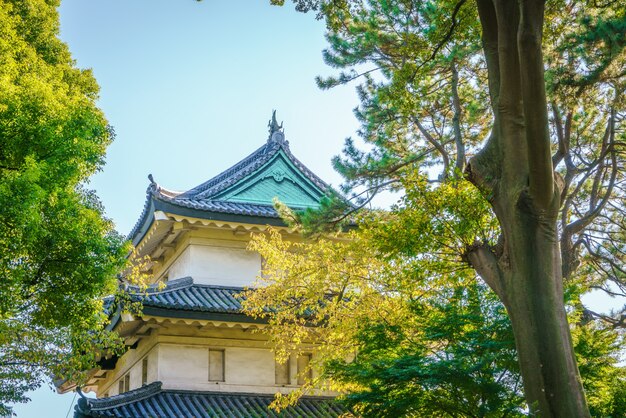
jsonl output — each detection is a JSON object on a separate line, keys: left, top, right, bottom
{"left": 286, "top": 0, "right": 626, "bottom": 321}
{"left": 0, "top": 0, "right": 127, "bottom": 412}
{"left": 243, "top": 173, "right": 505, "bottom": 414}
{"left": 269, "top": 0, "right": 626, "bottom": 414}
{"left": 572, "top": 321, "right": 626, "bottom": 417}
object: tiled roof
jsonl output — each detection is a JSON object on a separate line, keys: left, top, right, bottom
{"left": 74, "top": 382, "right": 347, "bottom": 418}
{"left": 128, "top": 132, "right": 330, "bottom": 243}
{"left": 128, "top": 277, "right": 244, "bottom": 313}
{"left": 157, "top": 198, "right": 280, "bottom": 218}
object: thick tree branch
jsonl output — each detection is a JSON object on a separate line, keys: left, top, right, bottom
{"left": 476, "top": 0, "right": 500, "bottom": 112}
{"left": 493, "top": 0, "right": 527, "bottom": 186}
{"left": 464, "top": 242, "right": 505, "bottom": 301}
{"left": 467, "top": 0, "right": 502, "bottom": 192}
{"left": 518, "top": 0, "right": 554, "bottom": 208}
{"left": 451, "top": 62, "right": 466, "bottom": 173}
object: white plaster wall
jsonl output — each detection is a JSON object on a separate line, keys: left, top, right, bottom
{"left": 108, "top": 383, "right": 119, "bottom": 397}
{"left": 167, "top": 244, "right": 261, "bottom": 286}
{"left": 166, "top": 246, "right": 192, "bottom": 281}
{"left": 156, "top": 345, "right": 274, "bottom": 386}
{"left": 106, "top": 353, "right": 129, "bottom": 396}
{"left": 147, "top": 348, "right": 159, "bottom": 385}
{"left": 95, "top": 342, "right": 159, "bottom": 397}
{"left": 105, "top": 341, "right": 336, "bottom": 397}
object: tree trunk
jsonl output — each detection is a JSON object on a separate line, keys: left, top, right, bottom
{"left": 468, "top": 169, "right": 591, "bottom": 417}
{"left": 501, "top": 194, "right": 589, "bottom": 417}
{"left": 467, "top": 1, "right": 592, "bottom": 415}
{"left": 467, "top": 170, "right": 591, "bottom": 416}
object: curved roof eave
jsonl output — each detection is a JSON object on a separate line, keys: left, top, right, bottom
{"left": 128, "top": 189, "right": 156, "bottom": 246}
{"left": 127, "top": 124, "right": 340, "bottom": 245}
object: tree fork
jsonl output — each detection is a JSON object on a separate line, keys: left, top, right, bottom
{"left": 467, "top": 1, "right": 593, "bottom": 415}
{"left": 465, "top": 181, "right": 591, "bottom": 416}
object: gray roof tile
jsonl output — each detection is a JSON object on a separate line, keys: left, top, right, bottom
{"left": 75, "top": 382, "right": 346, "bottom": 418}
{"left": 128, "top": 277, "right": 244, "bottom": 313}
{"left": 160, "top": 198, "right": 281, "bottom": 218}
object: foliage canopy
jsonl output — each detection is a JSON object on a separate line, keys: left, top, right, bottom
{"left": 0, "top": 0, "right": 127, "bottom": 412}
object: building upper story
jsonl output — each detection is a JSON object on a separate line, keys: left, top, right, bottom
{"left": 129, "top": 110, "right": 328, "bottom": 288}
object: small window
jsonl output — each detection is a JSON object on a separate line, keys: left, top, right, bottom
{"left": 297, "top": 353, "right": 312, "bottom": 385}
{"left": 208, "top": 349, "right": 225, "bottom": 382}
{"left": 275, "top": 357, "right": 290, "bottom": 385}
{"left": 142, "top": 358, "right": 148, "bottom": 385}
{"left": 118, "top": 372, "right": 130, "bottom": 394}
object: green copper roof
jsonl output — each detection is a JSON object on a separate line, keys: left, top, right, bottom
{"left": 214, "top": 150, "right": 323, "bottom": 208}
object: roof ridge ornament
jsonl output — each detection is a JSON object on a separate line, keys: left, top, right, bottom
{"left": 148, "top": 173, "right": 159, "bottom": 193}
{"left": 267, "top": 109, "right": 288, "bottom": 146}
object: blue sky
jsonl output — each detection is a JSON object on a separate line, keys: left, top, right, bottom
{"left": 13, "top": 1, "right": 361, "bottom": 416}
{"left": 11, "top": 1, "right": 623, "bottom": 416}
{"left": 59, "top": 0, "right": 363, "bottom": 236}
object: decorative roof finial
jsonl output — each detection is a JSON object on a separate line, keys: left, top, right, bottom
{"left": 267, "top": 110, "right": 287, "bottom": 145}
{"left": 148, "top": 173, "right": 159, "bottom": 192}
{"left": 268, "top": 110, "right": 283, "bottom": 135}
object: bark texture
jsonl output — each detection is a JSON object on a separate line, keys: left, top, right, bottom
{"left": 466, "top": 0, "right": 591, "bottom": 416}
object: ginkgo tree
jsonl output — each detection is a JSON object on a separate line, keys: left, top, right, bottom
{"left": 254, "top": 0, "right": 625, "bottom": 416}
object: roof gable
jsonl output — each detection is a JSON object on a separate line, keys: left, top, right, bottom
{"left": 214, "top": 150, "right": 324, "bottom": 208}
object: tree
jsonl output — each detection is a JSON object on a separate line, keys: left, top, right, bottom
{"left": 245, "top": 196, "right": 626, "bottom": 416}
{"left": 573, "top": 321, "right": 626, "bottom": 417}
{"left": 0, "top": 0, "right": 127, "bottom": 413}
{"left": 261, "top": 0, "right": 626, "bottom": 416}
{"left": 327, "top": 281, "right": 526, "bottom": 417}
{"left": 244, "top": 181, "right": 513, "bottom": 413}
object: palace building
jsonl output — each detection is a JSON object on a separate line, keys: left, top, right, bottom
{"left": 59, "top": 113, "right": 346, "bottom": 417}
